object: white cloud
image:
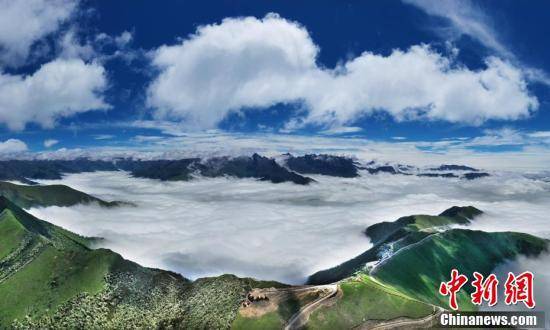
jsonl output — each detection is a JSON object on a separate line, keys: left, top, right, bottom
{"left": 403, "top": 0, "right": 550, "bottom": 86}
{"left": 0, "top": 138, "right": 27, "bottom": 153}
{"left": 29, "top": 170, "right": 550, "bottom": 285}
{"left": 0, "top": 0, "right": 77, "bottom": 66}
{"left": 469, "top": 128, "right": 525, "bottom": 146}
{"left": 93, "top": 134, "right": 115, "bottom": 140}
{"left": 19, "top": 128, "right": 550, "bottom": 172}
{"left": 0, "top": 58, "right": 109, "bottom": 130}
{"left": 58, "top": 28, "right": 96, "bottom": 61}
{"left": 114, "top": 31, "right": 133, "bottom": 48}
{"left": 403, "top": 0, "right": 509, "bottom": 56}
{"left": 147, "top": 14, "right": 538, "bottom": 130}
{"left": 528, "top": 131, "right": 550, "bottom": 139}
{"left": 319, "top": 126, "right": 362, "bottom": 135}
{"left": 43, "top": 139, "right": 59, "bottom": 148}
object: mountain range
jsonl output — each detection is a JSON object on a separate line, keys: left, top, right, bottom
{"left": 0, "top": 153, "right": 490, "bottom": 185}
{"left": 1, "top": 185, "right": 546, "bottom": 329}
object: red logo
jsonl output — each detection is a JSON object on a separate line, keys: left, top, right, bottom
{"left": 471, "top": 272, "right": 499, "bottom": 306}
{"left": 439, "top": 269, "right": 468, "bottom": 310}
{"left": 504, "top": 271, "right": 535, "bottom": 309}
{"left": 439, "top": 270, "right": 536, "bottom": 310}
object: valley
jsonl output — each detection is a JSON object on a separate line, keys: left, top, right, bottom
{"left": 1, "top": 162, "right": 548, "bottom": 328}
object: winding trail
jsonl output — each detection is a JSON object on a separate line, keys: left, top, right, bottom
{"left": 284, "top": 284, "right": 338, "bottom": 330}
{"left": 366, "top": 307, "right": 444, "bottom": 330}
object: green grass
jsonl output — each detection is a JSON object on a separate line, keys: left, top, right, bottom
{"left": 0, "top": 181, "right": 119, "bottom": 209}
{"left": 232, "top": 290, "right": 319, "bottom": 329}
{"left": 1, "top": 195, "right": 286, "bottom": 329}
{"left": 408, "top": 215, "right": 457, "bottom": 230}
{"left": 372, "top": 229, "right": 548, "bottom": 310}
{"left": 232, "top": 311, "right": 284, "bottom": 330}
{"left": 0, "top": 210, "right": 27, "bottom": 260}
{"left": 306, "top": 275, "right": 434, "bottom": 329}
{"left": 0, "top": 197, "right": 120, "bottom": 325}
{"left": 0, "top": 246, "right": 117, "bottom": 324}
{"left": 310, "top": 206, "right": 485, "bottom": 285}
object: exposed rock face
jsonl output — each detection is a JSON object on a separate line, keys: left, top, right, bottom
{"left": 462, "top": 172, "right": 490, "bottom": 180}
{"left": 429, "top": 164, "right": 479, "bottom": 172}
{"left": 0, "top": 155, "right": 314, "bottom": 185}
{"left": 285, "top": 154, "right": 359, "bottom": 177}
{"left": 0, "top": 156, "right": 490, "bottom": 184}
{"left": 247, "top": 289, "right": 269, "bottom": 302}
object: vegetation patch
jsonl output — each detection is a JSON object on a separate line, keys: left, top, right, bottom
{"left": 306, "top": 275, "right": 434, "bottom": 329}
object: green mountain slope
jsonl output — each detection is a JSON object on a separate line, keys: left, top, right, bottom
{"left": 365, "top": 205, "right": 482, "bottom": 245}
{"left": 308, "top": 206, "right": 483, "bottom": 284}
{"left": 371, "top": 229, "right": 547, "bottom": 311}
{"left": 0, "top": 196, "right": 281, "bottom": 329}
{"left": 306, "top": 275, "right": 436, "bottom": 329}
{"left": 0, "top": 181, "right": 122, "bottom": 209}
{"left": 309, "top": 206, "right": 547, "bottom": 312}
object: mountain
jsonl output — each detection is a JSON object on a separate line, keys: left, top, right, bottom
{"left": 366, "top": 205, "right": 482, "bottom": 245}
{"left": 0, "top": 156, "right": 492, "bottom": 186}
{"left": 308, "top": 206, "right": 547, "bottom": 289}
{"left": 284, "top": 154, "right": 359, "bottom": 177}
{"left": 0, "top": 159, "right": 118, "bottom": 184}
{"left": 429, "top": 164, "right": 479, "bottom": 171}
{"left": 3, "top": 201, "right": 547, "bottom": 329}
{"left": 194, "top": 154, "right": 314, "bottom": 184}
{"left": 233, "top": 274, "right": 438, "bottom": 330}
{"left": 308, "top": 206, "right": 483, "bottom": 284}
{"left": 235, "top": 206, "right": 547, "bottom": 328}
{"left": 0, "top": 155, "right": 314, "bottom": 185}
{"left": 0, "top": 181, "right": 122, "bottom": 209}
{"left": 0, "top": 197, "right": 283, "bottom": 328}
{"left": 361, "top": 162, "right": 491, "bottom": 180}
{"left": 371, "top": 229, "right": 547, "bottom": 310}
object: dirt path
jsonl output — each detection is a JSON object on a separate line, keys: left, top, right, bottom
{"left": 284, "top": 284, "right": 338, "bottom": 330}
{"left": 364, "top": 307, "right": 444, "bottom": 330}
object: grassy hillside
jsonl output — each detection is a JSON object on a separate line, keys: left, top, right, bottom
{"left": 309, "top": 206, "right": 483, "bottom": 284}
{"left": 0, "top": 181, "right": 122, "bottom": 209}
{"left": 371, "top": 229, "right": 547, "bottom": 311}
{"left": 232, "top": 288, "right": 322, "bottom": 330}
{"left": 365, "top": 205, "right": 482, "bottom": 244}
{"left": 306, "top": 275, "right": 435, "bottom": 329}
{"left": 0, "top": 196, "right": 278, "bottom": 329}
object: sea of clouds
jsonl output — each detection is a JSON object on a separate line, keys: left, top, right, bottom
{"left": 27, "top": 169, "right": 550, "bottom": 286}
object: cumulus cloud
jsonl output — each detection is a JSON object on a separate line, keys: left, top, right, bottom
{"left": 147, "top": 14, "right": 538, "bottom": 130}
{"left": 43, "top": 139, "right": 59, "bottom": 148}
{"left": 0, "top": 138, "right": 27, "bottom": 153}
{"left": 0, "top": 58, "right": 109, "bottom": 130}
{"left": 0, "top": 0, "right": 77, "bottom": 66}
{"left": 29, "top": 170, "right": 550, "bottom": 284}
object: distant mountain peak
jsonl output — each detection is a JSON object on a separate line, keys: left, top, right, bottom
{"left": 439, "top": 206, "right": 483, "bottom": 220}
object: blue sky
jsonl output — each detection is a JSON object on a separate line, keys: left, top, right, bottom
{"left": 0, "top": 0, "right": 549, "bottom": 167}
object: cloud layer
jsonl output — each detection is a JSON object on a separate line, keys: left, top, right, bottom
{"left": 29, "top": 170, "right": 550, "bottom": 284}
{"left": 147, "top": 14, "right": 538, "bottom": 129}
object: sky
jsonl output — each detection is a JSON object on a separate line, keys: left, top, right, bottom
{"left": 0, "top": 0, "right": 550, "bottom": 169}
